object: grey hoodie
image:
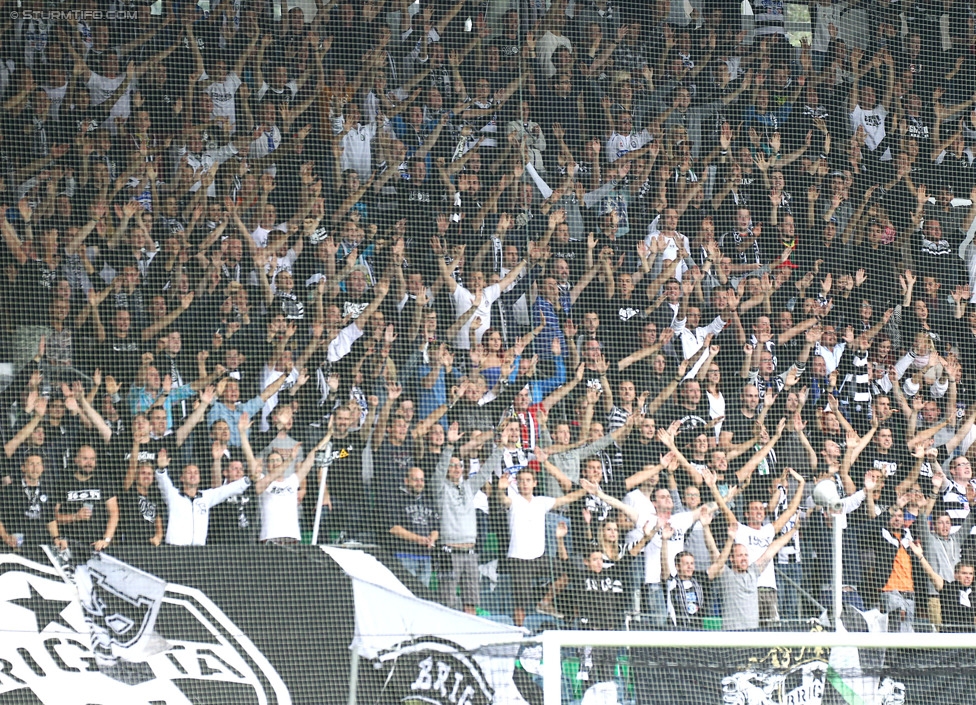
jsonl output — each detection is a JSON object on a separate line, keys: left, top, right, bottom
{"left": 430, "top": 445, "right": 499, "bottom": 546}
{"left": 542, "top": 432, "right": 620, "bottom": 499}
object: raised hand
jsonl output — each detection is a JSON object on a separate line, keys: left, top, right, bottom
{"left": 447, "top": 422, "right": 463, "bottom": 443}
{"left": 238, "top": 411, "right": 253, "bottom": 434}
{"left": 580, "top": 477, "right": 601, "bottom": 497}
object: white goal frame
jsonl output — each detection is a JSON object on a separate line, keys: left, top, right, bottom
{"left": 538, "top": 629, "right": 973, "bottom": 705}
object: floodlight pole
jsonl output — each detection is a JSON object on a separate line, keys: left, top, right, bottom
{"left": 833, "top": 512, "right": 843, "bottom": 632}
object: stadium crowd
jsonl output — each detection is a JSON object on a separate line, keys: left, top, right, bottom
{"left": 2, "top": 0, "right": 976, "bottom": 636}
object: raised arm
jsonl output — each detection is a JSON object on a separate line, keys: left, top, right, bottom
{"left": 907, "top": 540, "right": 944, "bottom": 592}
{"left": 771, "top": 468, "right": 806, "bottom": 532}
{"left": 707, "top": 523, "right": 736, "bottom": 580}
{"left": 735, "top": 417, "right": 787, "bottom": 487}
{"left": 4, "top": 401, "right": 45, "bottom": 458}
{"left": 175, "top": 385, "right": 215, "bottom": 447}
{"left": 534, "top": 447, "right": 573, "bottom": 493}
{"left": 701, "top": 465, "right": 737, "bottom": 526}
{"left": 754, "top": 522, "right": 799, "bottom": 573}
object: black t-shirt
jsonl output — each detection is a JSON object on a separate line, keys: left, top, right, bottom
{"left": 15, "top": 259, "right": 59, "bottom": 325}
{"left": 99, "top": 333, "right": 146, "bottom": 389}
{"left": 0, "top": 479, "right": 56, "bottom": 548}
{"left": 322, "top": 434, "right": 367, "bottom": 499}
{"left": 550, "top": 239, "right": 587, "bottom": 281}
{"left": 564, "top": 485, "right": 626, "bottom": 553}
{"left": 659, "top": 398, "right": 712, "bottom": 437}
{"left": 384, "top": 487, "right": 438, "bottom": 554}
{"left": 622, "top": 436, "right": 666, "bottom": 482}
{"left": 118, "top": 486, "right": 164, "bottom": 545}
{"left": 854, "top": 447, "right": 911, "bottom": 506}
{"left": 939, "top": 580, "right": 976, "bottom": 632}
{"left": 374, "top": 437, "right": 416, "bottom": 500}
{"left": 597, "top": 291, "right": 644, "bottom": 342}
{"left": 209, "top": 484, "right": 260, "bottom": 545}
{"left": 114, "top": 433, "right": 179, "bottom": 475}
{"left": 570, "top": 558, "right": 633, "bottom": 630}
{"left": 723, "top": 409, "right": 758, "bottom": 447}
{"left": 45, "top": 472, "right": 119, "bottom": 545}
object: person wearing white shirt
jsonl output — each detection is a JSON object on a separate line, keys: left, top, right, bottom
{"left": 333, "top": 102, "right": 386, "bottom": 180}
{"left": 626, "top": 486, "right": 707, "bottom": 626}
{"left": 672, "top": 293, "right": 726, "bottom": 376}
{"left": 156, "top": 462, "right": 253, "bottom": 546}
{"left": 241, "top": 418, "right": 331, "bottom": 544}
{"left": 607, "top": 115, "right": 653, "bottom": 163}
{"left": 198, "top": 41, "right": 256, "bottom": 131}
{"left": 437, "top": 256, "right": 528, "bottom": 350}
{"left": 849, "top": 80, "right": 893, "bottom": 162}
{"left": 814, "top": 324, "right": 847, "bottom": 374}
{"left": 496, "top": 469, "right": 590, "bottom": 626}
{"left": 646, "top": 209, "right": 690, "bottom": 280}
{"left": 76, "top": 52, "right": 135, "bottom": 134}
{"left": 537, "top": 25, "right": 573, "bottom": 78}
{"left": 709, "top": 466, "right": 805, "bottom": 626}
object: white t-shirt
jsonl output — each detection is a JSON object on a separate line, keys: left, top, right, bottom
{"left": 642, "top": 510, "right": 697, "bottom": 584}
{"left": 259, "top": 474, "right": 301, "bottom": 541}
{"left": 44, "top": 82, "right": 67, "bottom": 120}
{"left": 850, "top": 103, "right": 891, "bottom": 159}
{"left": 623, "top": 489, "right": 657, "bottom": 546}
{"left": 248, "top": 124, "right": 282, "bottom": 160}
{"left": 451, "top": 283, "right": 502, "bottom": 350}
{"left": 607, "top": 129, "right": 652, "bottom": 163}
{"left": 507, "top": 493, "right": 556, "bottom": 560}
{"left": 338, "top": 121, "right": 379, "bottom": 180}
{"left": 735, "top": 523, "right": 777, "bottom": 589}
{"left": 205, "top": 71, "right": 242, "bottom": 127}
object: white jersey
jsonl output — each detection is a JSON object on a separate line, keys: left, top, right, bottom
{"left": 259, "top": 474, "right": 301, "bottom": 541}
{"left": 607, "top": 129, "right": 652, "bottom": 163}
{"left": 735, "top": 523, "right": 777, "bottom": 589}
{"left": 86, "top": 71, "right": 131, "bottom": 132}
{"left": 156, "top": 470, "right": 251, "bottom": 545}
{"left": 205, "top": 71, "right": 242, "bottom": 127}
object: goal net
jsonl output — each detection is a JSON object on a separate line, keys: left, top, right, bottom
{"left": 538, "top": 628, "right": 976, "bottom": 705}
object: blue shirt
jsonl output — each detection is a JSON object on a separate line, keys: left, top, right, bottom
{"left": 206, "top": 395, "right": 266, "bottom": 447}
{"left": 128, "top": 384, "right": 197, "bottom": 430}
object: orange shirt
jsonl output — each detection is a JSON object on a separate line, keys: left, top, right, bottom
{"left": 884, "top": 544, "right": 914, "bottom": 593}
